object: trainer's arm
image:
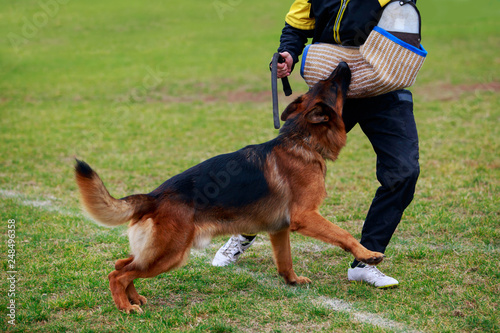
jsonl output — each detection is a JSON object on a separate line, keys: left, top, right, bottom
{"left": 278, "top": 23, "right": 313, "bottom": 67}
{"left": 275, "top": 0, "right": 315, "bottom": 77}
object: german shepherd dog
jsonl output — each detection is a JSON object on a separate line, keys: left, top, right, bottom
{"left": 75, "top": 62, "right": 384, "bottom": 314}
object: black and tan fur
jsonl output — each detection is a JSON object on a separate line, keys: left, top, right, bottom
{"left": 75, "top": 62, "right": 384, "bottom": 314}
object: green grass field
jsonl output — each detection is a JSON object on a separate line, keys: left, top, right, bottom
{"left": 1, "top": 0, "right": 499, "bottom": 332}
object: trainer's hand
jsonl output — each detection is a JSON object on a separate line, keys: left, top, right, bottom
{"left": 275, "top": 52, "right": 293, "bottom": 79}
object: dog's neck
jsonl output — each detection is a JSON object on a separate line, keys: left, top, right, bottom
{"left": 277, "top": 117, "right": 342, "bottom": 163}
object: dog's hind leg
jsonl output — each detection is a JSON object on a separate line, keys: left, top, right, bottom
{"left": 112, "top": 256, "right": 147, "bottom": 305}
{"left": 291, "top": 211, "right": 385, "bottom": 265}
{"left": 126, "top": 281, "right": 147, "bottom": 305}
{"left": 115, "top": 256, "right": 134, "bottom": 270}
{"left": 269, "top": 228, "right": 312, "bottom": 285}
{"left": 108, "top": 243, "right": 192, "bottom": 313}
{"left": 108, "top": 268, "right": 144, "bottom": 314}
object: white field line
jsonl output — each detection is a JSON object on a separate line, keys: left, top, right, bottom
{"left": 192, "top": 240, "right": 422, "bottom": 332}
{"left": 225, "top": 256, "right": 423, "bottom": 333}
{"left": 1, "top": 189, "right": 83, "bottom": 218}
{"left": 315, "top": 296, "right": 423, "bottom": 333}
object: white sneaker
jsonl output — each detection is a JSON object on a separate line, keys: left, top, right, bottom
{"left": 211, "top": 235, "right": 256, "bottom": 267}
{"left": 348, "top": 265, "right": 399, "bottom": 289}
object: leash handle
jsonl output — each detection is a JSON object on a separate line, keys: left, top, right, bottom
{"left": 271, "top": 53, "right": 293, "bottom": 129}
{"left": 271, "top": 53, "right": 281, "bottom": 129}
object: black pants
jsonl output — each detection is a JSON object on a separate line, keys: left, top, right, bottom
{"left": 342, "top": 90, "right": 419, "bottom": 265}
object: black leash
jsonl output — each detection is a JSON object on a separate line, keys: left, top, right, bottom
{"left": 271, "top": 53, "right": 292, "bottom": 129}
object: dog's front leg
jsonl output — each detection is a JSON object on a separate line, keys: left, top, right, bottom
{"left": 269, "top": 228, "right": 312, "bottom": 285}
{"left": 290, "top": 210, "right": 385, "bottom": 265}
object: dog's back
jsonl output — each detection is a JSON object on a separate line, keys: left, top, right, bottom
{"left": 149, "top": 139, "right": 279, "bottom": 211}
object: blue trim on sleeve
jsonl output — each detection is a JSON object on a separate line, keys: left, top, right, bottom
{"left": 300, "top": 44, "right": 311, "bottom": 78}
{"left": 373, "top": 26, "right": 427, "bottom": 57}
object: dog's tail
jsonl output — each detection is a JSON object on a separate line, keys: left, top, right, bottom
{"left": 74, "top": 159, "right": 156, "bottom": 227}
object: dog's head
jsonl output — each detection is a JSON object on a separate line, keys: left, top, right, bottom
{"left": 280, "top": 62, "right": 351, "bottom": 161}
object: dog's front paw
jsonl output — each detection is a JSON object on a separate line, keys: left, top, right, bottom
{"left": 359, "top": 252, "right": 385, "bottom": 265}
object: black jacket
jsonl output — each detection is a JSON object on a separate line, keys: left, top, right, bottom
{"left": 278, "top": 0, "right": 416, "bottom": 64}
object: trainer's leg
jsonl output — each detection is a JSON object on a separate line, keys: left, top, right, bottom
{"left": 353, "top": 90, "right": 420, "bottom": 265}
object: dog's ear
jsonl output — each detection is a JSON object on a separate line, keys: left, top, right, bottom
{"left": 281, "top": 96, "right": 303, "bottom": 121}
{"left": 305, "top": 103, "right": 337, "bottom": 124}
